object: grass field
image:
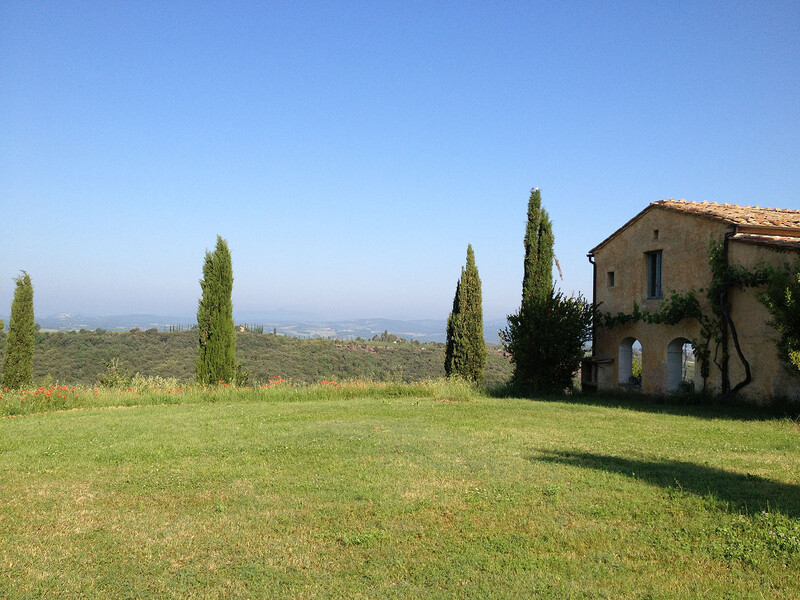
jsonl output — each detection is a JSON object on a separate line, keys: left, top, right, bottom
{"left": 2, "top": 382, "right": 799, "bottom": 598}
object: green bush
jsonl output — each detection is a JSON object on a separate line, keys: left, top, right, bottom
{"left": 97, "top": 357, "right": 134, "bottom": 388}
{"left": 502, "top": 290, "right": 593, "bottom": 394}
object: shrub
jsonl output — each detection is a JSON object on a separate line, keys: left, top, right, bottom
{"left": 97, "top": 358, "right": 134, "bottom": 388}
{"left": 502, "top": 291, "right": 593, "bottom": 394}
{"left": 130, "top": 373, "right": 182, "bottom": 393}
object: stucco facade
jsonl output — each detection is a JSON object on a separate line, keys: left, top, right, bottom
{"left": 584, "top": 200, "right": 800, "bottom": 403}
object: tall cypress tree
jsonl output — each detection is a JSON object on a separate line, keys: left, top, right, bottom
{"left": 2, "top": 272, "right": 35, "bottom": 389}
{"left": 445, "top": 244, "right": 486, "bottom": 384}
{"left": 503, "top": 188, "right": 592, "bottom": 393}
{"left": 444, "top": 278, "right": 461, "bottom": 377}
{"left": 522, "top": 188, "right": 554, "bottom": 302}
{"left": 196, "top": 235, "right": 236, "bottom": 385}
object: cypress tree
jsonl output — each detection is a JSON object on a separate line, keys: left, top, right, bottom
{"left": 2, "top": 272, "right": 35, "bottom": 389}
{"left": 522, "top": 187, "right": 554, "bottom": 302}
{"left": 196, "top": 235, "right": 236, "bottom": 385}
{"left": 444, "top": 278, "right": 461, "bottom": 377}
{"left": 504, "top": 188, "right": 592, "bottom": 393}
{"left": 444, "top": 244, "right": 486, "bottom": 384}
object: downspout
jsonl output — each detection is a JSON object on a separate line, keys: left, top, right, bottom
{"left": 720, "top": 232, "right": 731, "bottom": 396}
{"left": 588, "top": 253, "right": 596, "bottom": 355}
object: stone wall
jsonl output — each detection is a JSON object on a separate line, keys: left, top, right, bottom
{"left": 591, "top": 206, "right": 799, "bottom": 401}
{"left": 727, "top": 241, "right": 800, "bottom": 402}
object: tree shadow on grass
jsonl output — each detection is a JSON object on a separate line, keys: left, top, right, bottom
{"left": 531, "top": 449, "right": 800, "bottom": 519}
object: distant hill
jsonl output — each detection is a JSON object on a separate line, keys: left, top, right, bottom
{"left": 25, "top": 314, "right": 511, "bottom": 344}
{"left": 32, "top": 313, "right": 191, "bottom": 333}
{"left": 0, "top": 329, "right": 513, "bottom": 387}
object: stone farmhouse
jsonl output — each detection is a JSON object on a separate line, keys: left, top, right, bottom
{"left": 583, "top": 199, "right": 800, "bottom": 402}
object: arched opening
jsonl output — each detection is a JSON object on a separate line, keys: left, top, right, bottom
{"left": 618, "top": 337, "right": 642, "bottom": 388}
{"left": 667, "top": 337, "right": 695, "bottom": 392}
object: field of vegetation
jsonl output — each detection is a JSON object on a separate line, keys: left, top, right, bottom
{"left": 2, "top": 382, "right": 798, "bottom": 598}
{"left": 0, "top": 329, "right": 513, "bottom": 388}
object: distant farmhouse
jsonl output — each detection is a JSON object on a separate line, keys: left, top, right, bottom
{"left": 583, "top": 199, "right": 800, "bottom": 403}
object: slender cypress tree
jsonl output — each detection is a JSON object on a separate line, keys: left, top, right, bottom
{"left": 2, "top": 272, "right": 35, "bottom": 389}
{"left": 444, "top": 278, "right": 461, "bottom": 377}
{"left": 445, "top": 244, "right": 486, "bottom": 384}
{"left": 522, "top": 188, "right": 554, "bottom": 302}
{"left": 504, "top": 188, "right": 592, "bottom": 393}
{"left": 196, "top": 235, "right": 236, "bottom": 384}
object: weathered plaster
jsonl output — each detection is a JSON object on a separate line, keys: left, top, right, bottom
{"left": 589, "top": 203, "right": 800, "bottom": 402}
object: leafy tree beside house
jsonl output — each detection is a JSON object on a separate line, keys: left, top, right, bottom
{"left": 502, "top": 189, "right": 592, "bottom": 393}
{"left": 2, "top": 272, "right": 35, "bottom": 389}
{"left": 196, "top": 236, "right": 237, "bottom": 385}
{"left": 445, "top": 244, "right": 486, "bottom": 384}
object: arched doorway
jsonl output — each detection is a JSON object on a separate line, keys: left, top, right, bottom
{"left": 667, "top": 337, "right": 695, "bottom": 392}
{"left": 619, "top": 337, "right": 642, "bottom": 388}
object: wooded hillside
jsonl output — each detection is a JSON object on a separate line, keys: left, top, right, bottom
{"left": 0, "top": 330, "right": 513, "bottom": 387}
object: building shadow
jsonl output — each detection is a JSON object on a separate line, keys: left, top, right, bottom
{"left": 531, "top": 449, "right": 800, "bottom": 518}
{"left": 485, "top": 385, "right": 800, "bottom": 422}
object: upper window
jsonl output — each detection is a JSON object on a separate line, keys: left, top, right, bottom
{"left": 607, "top": 271, "right": 615, "bottom": 287}
{"left": 646, "top": 251, "right": 662, "bottom": 298}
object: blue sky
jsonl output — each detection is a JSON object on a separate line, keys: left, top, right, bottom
{"left": 2, "top": 1, "right": 799, "bottom": 322}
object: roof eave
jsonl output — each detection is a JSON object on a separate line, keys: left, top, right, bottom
{"left": 588, "top": 203, "right": 654, "bottom": 256}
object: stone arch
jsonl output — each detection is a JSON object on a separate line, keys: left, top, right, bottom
{"left": 618, "top": 337, "right": 642, "bottom": 387}
{"left": 667, "top": 337, "right": 695, "bottom": 392}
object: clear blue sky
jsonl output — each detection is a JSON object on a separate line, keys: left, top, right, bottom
{"left": 2, "top": 1, "right": 799, "bottom": 322}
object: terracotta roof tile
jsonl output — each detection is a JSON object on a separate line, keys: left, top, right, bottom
{"left": 731, "top": 233, "right": 800, "bottom": 250}
{"left": 654, "top": 199, "right": 800, "bottom": 229}
{"left": 589, "top": 199, "right": 800, "bottom": 255}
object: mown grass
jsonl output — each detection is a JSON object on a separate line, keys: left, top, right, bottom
{"left": 1, "top": 383, "right": 799, "bottom": 599}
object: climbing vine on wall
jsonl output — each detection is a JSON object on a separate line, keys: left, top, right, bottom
{"left": 600, "top": 238, "right": 794, "bottom": 397}
{"left": 600, "top": 288, "right": 715, "bottom": 386}
{"left": 759, "top": 259, "right": 800, "bottom": 374}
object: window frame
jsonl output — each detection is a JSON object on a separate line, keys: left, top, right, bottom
{"left": 646, "top": 250, "right": 662, "bottom": 299}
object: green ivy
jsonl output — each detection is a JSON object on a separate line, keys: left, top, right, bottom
{"left": 599, "top": 239, "right": 795, "bottom": 395}
{"left": 758, "top": 259, "right": 800, "bottom": 373}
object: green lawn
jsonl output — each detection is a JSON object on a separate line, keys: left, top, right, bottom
{"left": 1, "top": 385, "right": 799, "bottom": 598}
